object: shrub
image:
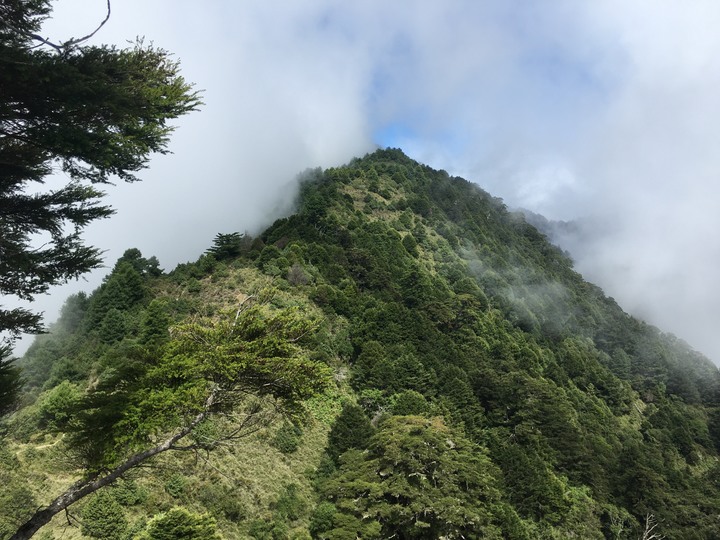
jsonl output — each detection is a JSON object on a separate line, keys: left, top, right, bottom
{"left": 271, "top": 422, "right": 303, "bottom": 454}
{"left": 136, "top": 507, "right": 222, "bottom": 540}
{"left": 80, "top": 490, "right": 128, "bottom": 540}
{"left": 287, "top": 263, "right": 310, "bottom": 286}
{"left": 326, "top": 403, "right": 374, "bottom": 463}
{"left": 38, "top": 381, "right": 81, "bottom": 430}
{"left": 164, "top": 473, "right": 186, "bottom": 499}
{"left": 309, "top": 502, "right": 336, "bottom": 538}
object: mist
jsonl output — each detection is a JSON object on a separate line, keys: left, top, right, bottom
{"left": 12, "top": 1, "right": 720, "bottom": 364}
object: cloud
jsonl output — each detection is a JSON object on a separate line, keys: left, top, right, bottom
{"left": 14, "top": 1, "right": 720, "bottom": 364}
{"left": 366, "top": 1, "right": 720, "bottom": 363}
{"left": 555, "top": 2, "right": 720, "bottom": 362}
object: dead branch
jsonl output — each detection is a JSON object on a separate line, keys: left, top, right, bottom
{"left": 640, "top": 513, "right": 665, "bottom": 540}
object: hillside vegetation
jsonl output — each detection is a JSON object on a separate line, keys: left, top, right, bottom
{"left": 3, "top": 149, "right": 719, "bottom": 539}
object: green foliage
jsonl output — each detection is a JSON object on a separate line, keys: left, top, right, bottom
{"left": 258, "top": 245, "right": 284, "bottom": 273}
{"left": 390, "top": 389, "right": 430, "bottom": 416}
{"left": 115, "top": 249, "right": 163, "bottom": 277}
{"left": 0, "top": 448, "right": 36, "bottom": 538}
{"left": 401, "top": 233, "right": 419, "bottom": 257}
{"left": 326, "top": 403, "right": 374, "bottom": 463}
{"left": 141, "top": 299, "right": 171, "bottom": 346}
{"left": 491, "top": 438, "right": 570, "bottom": 523}
{"left": 272, "top": 483, "right": 307, "bottom": 521}
{"left": 196, "top": 483, "right": 246, "bottom": 523}
{"left": 248, "top": 483, "right": 310, "bottom": 540}
{"left": 0, "top": 1, "right": 200, "bottom": 340}
{"left": 309, "top": 502, "right": 337, "bottom": 538}
{"left": 164, "top": 473, "right": 187, "bottom": 499}
{"left": 3, "top": 399, "right": 42, "bottom": 442}
{"left": 186, "top": 278, "right": 202, "bottom": 294}
{"left": 319, "top": 416, "right": 515, "bottom": 539}
{"left": 0, "top": 345, "right": 22, "bottom": 415}
{"left": 80, "top": 490, "right": 128, "bottom": 540}
{"left": 85, "top": 259, "right": 148, "bottom": 336}
{"left": 111, "top": 478, "right": 147, "bottom": 507}
{"left": 271, "top": 422, "right": 304, "bottom": 454}
{"left": 37, "top": 380, "right": 81, "bottom": 430}
{"left": 136, "top": 507, "right": 222, "bottom": 540}
{"left": 99, "top": 308, "right": 127, "bottom": 344}
{"left": 287, "top": 263, "right": 311, "bottom": 286}
{"left": 66, "top": 300, "right": 331, "bottom": 470}
{"left": 206, "top": 232, "right": 248, "bottom": 261}
{"left": 356, "top": 388, "right": 386, "bottom": 415}
{"left": 247, "top": 518, "right": 288, "bottom": 540}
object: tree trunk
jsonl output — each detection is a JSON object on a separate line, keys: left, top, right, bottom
{"left": 10, "top": 391, "right": 215, "bottom": 540}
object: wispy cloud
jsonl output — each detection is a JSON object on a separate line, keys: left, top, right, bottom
{"left": 23, "top": 1, "right": 720, "bottom": 363}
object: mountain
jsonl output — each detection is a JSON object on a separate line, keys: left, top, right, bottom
{"left": 2, "top": 148, "right": 719, "bottom": 539}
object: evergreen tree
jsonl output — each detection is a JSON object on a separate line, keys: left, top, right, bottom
{"left": 206, "top": 232, "right": 247, "bottom": 261}
{"left": 320, "top": 416, "right": 521, "bottom": 539}
{"left": 140, "top": 300, "right": 171, "bottom": 346}
{"left": 0, "top": 0, "right": 200, "bottom": 340}
{"left": 136, "top": 507, "right": 222, "bottom": 540}
{"left": 80, "top": 490, "right": 127, "bottom": 540}
{"left": 85, "top": 260, "right": 146, "bottom": 331}
{"left": 390, "top": 389, "right": 430, "bottom": 416}
{"left": 99, "top": 309, "right": 127, "bottom": 344}
{"left": 0, "top": 346, "right": 21, "bottom": 415}
{"left": 326, "top": 403, "right": 374, "bottom": 463}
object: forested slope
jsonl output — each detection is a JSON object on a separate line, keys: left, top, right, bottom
{"left": 3, "top": 149, "right": 719, "bottom": 539}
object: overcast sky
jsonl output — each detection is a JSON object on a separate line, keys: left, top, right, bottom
{"left": 16, "top": 0, "right": 720, "bottom": 363}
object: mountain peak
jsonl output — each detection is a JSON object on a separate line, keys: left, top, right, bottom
{"left": 8, "top": 151, "right": 720, "bottom": 539}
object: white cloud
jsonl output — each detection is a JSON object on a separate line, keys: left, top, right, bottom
{"left": 13, "top": 1, "right": 720, "bottom": 364}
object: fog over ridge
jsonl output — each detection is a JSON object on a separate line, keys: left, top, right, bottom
{"left": 13, "top": 0, "right": 719, "bottom": 364}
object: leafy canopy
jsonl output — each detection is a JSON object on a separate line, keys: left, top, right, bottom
{"left": 6, "top": 295, "right": 331, "bottom": 539}
{"left": 68, "top": 299, "right": 331, "bottom": 470}
{"left": 136, "top": 507, "right": 223, "bottom": 540}
{"left": 319, "top": 416, "right": 517, "bottom": 539}
{"left": 0, "top": 0, "right": 201, "bottom": 341}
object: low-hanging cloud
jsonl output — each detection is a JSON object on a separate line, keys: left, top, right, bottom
{"left": 521, "top": 2, "right": 720, "bottom": 363}
{"left": 358, "top": 1, "right": 720, "bottom": 363}
{"left": 16, "top": 1, "right": 720, "bottom": 364}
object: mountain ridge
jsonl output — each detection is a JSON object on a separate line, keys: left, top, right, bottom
{"left": 3, "top": 148, "right": 719, "bottom": 539}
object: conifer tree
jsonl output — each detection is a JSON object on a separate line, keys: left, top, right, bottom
{"left": 9, "top": 299, "right": 330, "bottom": 539}
{"left": 326, "top": 403, "right": 374, "bottom": 463}
{"left": 136, "top": 507, "right": 222, "bottom": 540}
{"left": 320, "top": 416, "right": 518, "bottom": 539}
{"left": 206, "top": 232, "right": 247, "bottom": 261}
{"left": 0, "top": 0, "right": 200, "bottom": 340}
{"left": 80, "top": 491, "right": 127, "bottom": 540}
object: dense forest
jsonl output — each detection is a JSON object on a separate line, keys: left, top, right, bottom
{"left": 2, "top": 148, "right": 720, "bottom": 539}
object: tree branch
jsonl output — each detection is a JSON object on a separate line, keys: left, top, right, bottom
{"left": 61, "top": 0, "right": 111, "bottom": 51}
{"left": 640, "top": 513, "right": 665, "bottom": 540}
{"left": 26, "top": 0, "right": 111, "bottom": 55}
{"left": 9, "top": 385, "right": 217, "bottom": 540}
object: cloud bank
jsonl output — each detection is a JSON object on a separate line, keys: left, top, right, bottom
{"left": 19, "top": 1, "right": 720, "bottom": 363}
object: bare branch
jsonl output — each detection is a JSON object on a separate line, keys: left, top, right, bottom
{"left": 13, "top": 0, "right": 111, "bottom": 54}
{"left": 24, "top": 32, "right": 63, "bottom": 53}
{"left": 233, "top": 295, "right": 257, "bottom": 326}
{"left": 60, "top": 0, "right": 111, "bottom": 51}
{"left": 640, "top": 514, "right": 665, "bottom": 540}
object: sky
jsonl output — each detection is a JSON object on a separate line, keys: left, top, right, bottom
{"left": 13, "top": 0, "right": 720, "bottom": 363}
